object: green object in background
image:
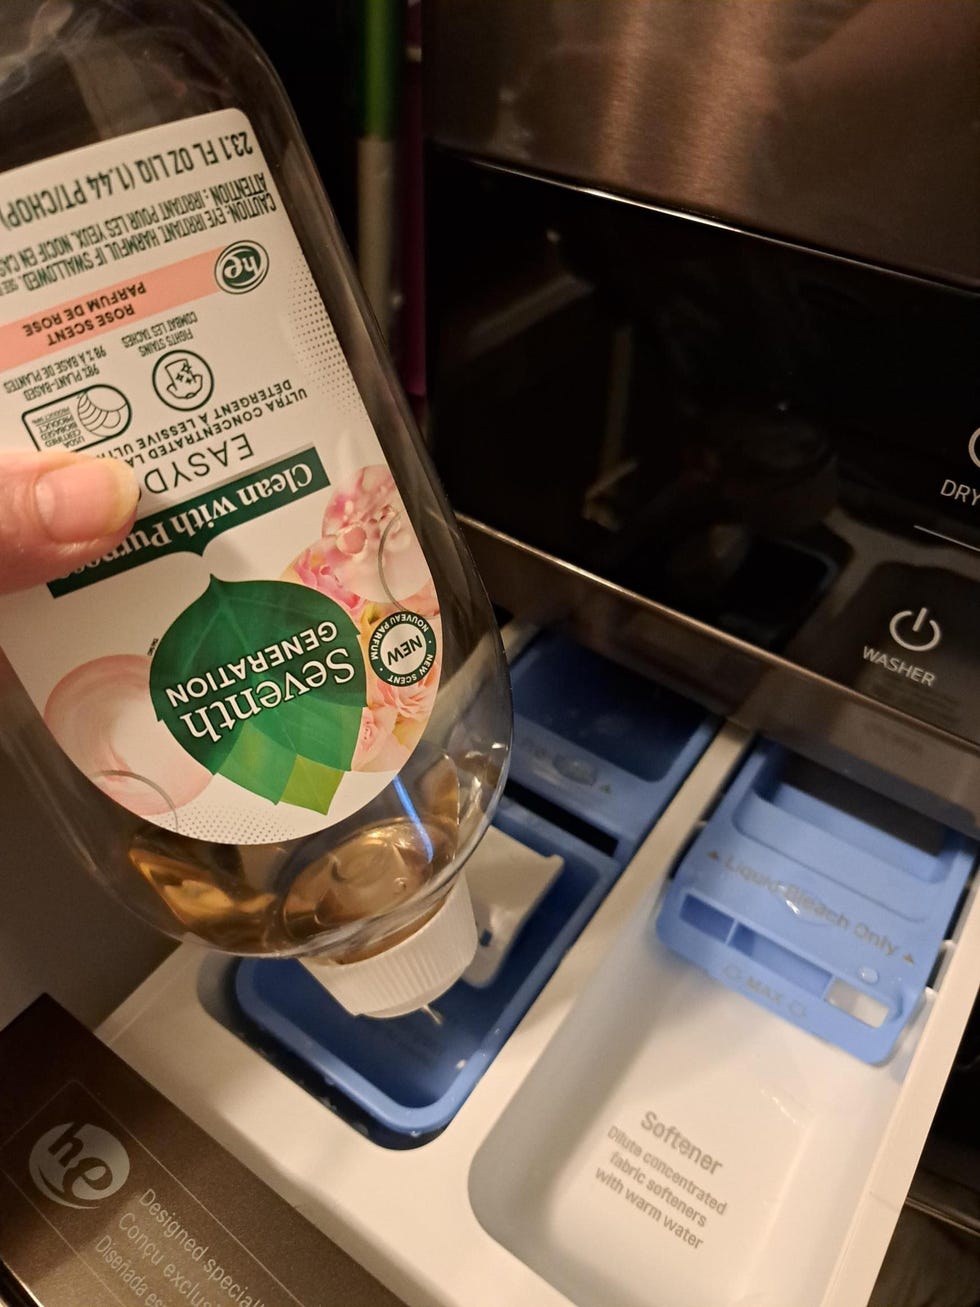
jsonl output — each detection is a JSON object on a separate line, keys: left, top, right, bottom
{"left": 358, "top": 0, "right": 404, "bottom": 334}
{"left": 362, "top": 0, "right": 402, "bottom": 140}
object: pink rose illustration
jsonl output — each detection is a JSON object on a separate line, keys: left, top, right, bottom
{"left": 282, "top": 478, "right": 441, "bottom": 778}
{"left": 283, "top": 540, "right": 367, "bottom": 621}
{"left": 44, "top": 655, "right": 211, "bottom": 817}
{"left": 352, "top": 705, "right": 412, "bottom": 773}
{"left": 320, "top": 465, "right": 431, "bottom": 603}
{"left": 373, "top": 658, "right": 440, "bottom": 722}
{"left": 399, "top": 578, "right": 441, "bottom": 618}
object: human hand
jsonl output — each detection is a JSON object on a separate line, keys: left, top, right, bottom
{"left": 0, "top": 450, "right": 139, "bottom": 594}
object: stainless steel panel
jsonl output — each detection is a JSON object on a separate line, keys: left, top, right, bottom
{"left": 425, "top": 0, "right": 980, "bottom": 285}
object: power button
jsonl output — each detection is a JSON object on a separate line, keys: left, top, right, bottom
{"left": 889, "top": 607, "right": 942, "bottom": 653}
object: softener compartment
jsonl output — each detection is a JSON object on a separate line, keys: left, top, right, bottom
{"left": 230, "top": 633, "right": 716, "bottom": 1143}
{"left": 470, "top": 742, "right": 979, "bottom": 1307}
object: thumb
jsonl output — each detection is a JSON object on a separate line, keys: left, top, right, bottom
{"left": 0, "top": 450, "right": 139, "bottom": 594}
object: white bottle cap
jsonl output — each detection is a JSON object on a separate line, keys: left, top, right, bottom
{"left": 299, "top": 874, "right": 478, "bottom": 1018}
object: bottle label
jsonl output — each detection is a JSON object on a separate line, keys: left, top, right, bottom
{"left": 0, "top": 110, "right": 442, "bottom": 844}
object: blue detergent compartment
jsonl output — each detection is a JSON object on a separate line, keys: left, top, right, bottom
{"left": 231, "top": 633, "right": 717, "bottom": 1145}
{"left": 657, "top": 741, "right": 977, "bottom": 1063}
{"left": 507, "top": 635, "right": 716, "bottom": 866}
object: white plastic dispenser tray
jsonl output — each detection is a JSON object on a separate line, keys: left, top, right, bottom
{"left": 101, "top": 704, "right": 980, "bottom": 1307}
{"left": 657, "top": 741, "right": 976, "bottom": 1062}
{"left": 230, "top": 633, "right": 717, "bottom": 1142}
{"left": 470, "top": 742, "right": 980, "bottom": 1307}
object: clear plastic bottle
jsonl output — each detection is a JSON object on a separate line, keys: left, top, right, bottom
{"left": 0, "top": 0, "right": 511, "bottom": 1016}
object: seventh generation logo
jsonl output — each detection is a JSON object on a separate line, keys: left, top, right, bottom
{"left": 28, "top": 1121, "right": 130, "bottom": 1209}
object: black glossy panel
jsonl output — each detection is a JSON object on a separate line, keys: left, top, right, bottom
{"left": 427, "top": 153, "right": 980, "bottom": 745}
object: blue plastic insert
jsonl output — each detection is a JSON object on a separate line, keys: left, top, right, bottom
{"left": 657, "top": 741, "right": 976, "bottom": 1063}
{"left": 507, "top": 634, "right": 718, "bottom": 866}
{"left": 231, "top": 633, "right": 716, "bottom": 1144}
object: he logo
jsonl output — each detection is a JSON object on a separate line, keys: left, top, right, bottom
{"left": 215, "top": 240, "right": 269, "bottom": 293}
{"left": 28, "top": 1122, "right": 130, "bottom": 1210}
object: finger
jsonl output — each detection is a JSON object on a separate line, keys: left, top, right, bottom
{"left": 0, "top": 450, "right": 139, "bottom": 594}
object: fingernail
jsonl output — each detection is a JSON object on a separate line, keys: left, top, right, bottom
{"left": 34, "top": 458, "right": 139, "bottom": 543}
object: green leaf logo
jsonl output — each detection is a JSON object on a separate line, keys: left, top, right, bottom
{"left": 150, "top": 578, "right": 366, "bottom": 814}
